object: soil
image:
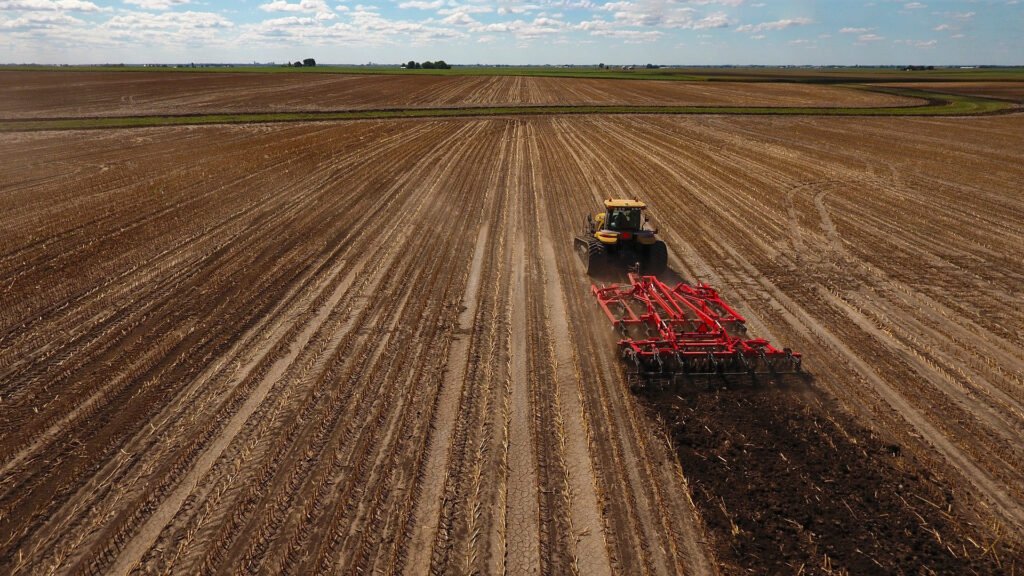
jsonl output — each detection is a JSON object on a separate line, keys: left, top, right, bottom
{"left": 1, "top": 112, "right": 1021, "bottom": 575}
{"left": 0, "top": 70, "right": 920, "bottom": 119}
{"left": 883, "top": 81, "right": 1024, "bottom": 103}
{"left": 647, "top": 382, "right": 1017, "bottom": 574}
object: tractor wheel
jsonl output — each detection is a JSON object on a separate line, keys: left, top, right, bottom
{"left": 645, "top": 241, "right": 668, "bottom": 275}
{"left": 586, "top": 240, "right": 607, "bottom": 276}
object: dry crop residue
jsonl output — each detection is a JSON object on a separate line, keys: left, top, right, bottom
{"left": 0, "top": 70, "right": 920, "bottom": 119}
{"left": 1, "top": 113, "right": 1021, "bottom": 575}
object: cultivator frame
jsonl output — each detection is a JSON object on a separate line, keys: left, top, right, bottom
{"left": 592, "top": 274, "right": 801, "bottom": 387}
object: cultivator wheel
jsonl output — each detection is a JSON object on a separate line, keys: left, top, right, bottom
{"left": 592, "top": 274, "right": 802, "bottom": 392}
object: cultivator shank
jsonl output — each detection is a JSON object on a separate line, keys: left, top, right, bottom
{"left": 592, "top": 274, "right": 801, "bottom": 386}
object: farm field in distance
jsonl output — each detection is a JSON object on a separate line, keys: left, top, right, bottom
{"left": 1, "top": 72, "right": 1023, "bottom": 575}
{"left": 0, "top": 70, "right": 922, "bottom": 119}
{"left": 883, "top": 81, "right": 1024, "bottom": 103}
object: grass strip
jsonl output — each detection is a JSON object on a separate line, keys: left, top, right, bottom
{"left": 0, "top": 90, "right": 1013, "bottom": 132}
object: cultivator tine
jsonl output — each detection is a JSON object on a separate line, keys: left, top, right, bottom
{"left": 786, "top": 348, "right": 802, "bottom": 373}
{"left": 590, "top": 274, "right": 801, "bottom": 390}
{"left": 735, "top": 350, "right": 752, "bottom": 376}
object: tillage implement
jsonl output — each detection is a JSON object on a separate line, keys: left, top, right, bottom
{"left": 578, "top": 199, "right": 802, "bottom": 387}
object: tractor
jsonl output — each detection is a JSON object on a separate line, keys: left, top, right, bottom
{"left": 574, "top": 199, "right": 668, "bottom": 276}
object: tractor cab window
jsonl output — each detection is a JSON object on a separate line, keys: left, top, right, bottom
{"left": 607, "top": 208, "right": 641, "bottom": 231}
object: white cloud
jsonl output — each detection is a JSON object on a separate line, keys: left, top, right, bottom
{"left": 468, "top": 15, "right": 566, "bottom": 38}
{"left": 933, "top": 23, "right": 954, "bottom": 31}
{"left": 1, "top": 11, "right": 83, "bottom": 29}
{"left": 240, "top": 8, "right": 469, "bottom": 47}
{"left": 259, "top": 0, "right": 335, "bottom": 21}
{"left": 590, "top": 28, "right": 662, "bottom": 42}
{"left": 693, "top": 12, "right": 730, "bottom": 29}
{"left": 903, "top": 2, "right": 925, "bottom": 9}
{"left": 0, "top": 0, "right": 101, "bottom": 11}
{"left": 839, "top": 27, "right": 871, "bottom": 34}
{"left": 398, "top": 0, "right": 442, "bottom": 9}
{"left": 259, "top": 0, "right": 332, "bottom": 14}
{"left": 597, "top": 1, "right": 732, "bottom": 30}
{"left": 735, "top": 17, "right": 812, "bottom": 33}
{"left": 896, "top": 38, "right": 937, "bottom": 48}
{"left": 58, "top": 9, "right": 237, "bottom": 50}
{"left": 438, "top": 4, "right": 493, "bottom": 15}
{"left": 495, "top": 0, "right": 550, "bottom": 15}
{"left": 858, "top": 33, "right": 883, "bottom": 41}
{"left": 123, "top": 0, "right": 190, "bottom": 10}
{"left": 497, "top": 3, "right": 540, "bottom": 15}
{"left": 442, "top": 10, "right": 477, "bottom": 25}
{"left": 107, "top": 10, "right": 234, "bottom": 29}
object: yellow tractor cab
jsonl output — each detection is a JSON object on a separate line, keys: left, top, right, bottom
{"left": 574, "top": 199, "right": 668, "bottom": 276}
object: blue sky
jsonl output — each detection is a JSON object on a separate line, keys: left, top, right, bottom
{"left": 1, "top": 0, "right": 1021, "bottom": 65}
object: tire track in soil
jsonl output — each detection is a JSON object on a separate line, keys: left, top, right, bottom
{"left": 505, "top": 123, "right": 543, "bottom": 575}
{"left": 106, "top": 253, "right": 367, "bottom": 575}
{"left": 208, "top": 121, "right": 496, "bottom": 576}
{"left": 403, "top": 123, "right": 511, "bottom": 576}
{"left": 520, "top": 117, "right": 614, "bottom": 573}
{"left": 425, "top": 125, "right": 516, "bottom": 576}
{"left": 522, "top": 122, "right": 614, "bottom": 576}
{"left": 405, "top": 222, "right": 492, "bottom": 574}
{"left": 518, "top": 126, "right": 577, "bottom": 576}
{"left": 298, "top": 187, "right": 480, "bottom": 574}
{"left": 539, "top": 121, "right": 657, "bottom": 574}
{"left": 539, "top": 117, "right": 717, "bottom": 576}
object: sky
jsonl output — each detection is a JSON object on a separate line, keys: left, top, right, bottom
{"left": 0, "top": 0, "right": 1021, "bottom": 65}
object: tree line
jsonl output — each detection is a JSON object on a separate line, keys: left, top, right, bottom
{"left": 404, "top": 60, "right": 450, "bottom": 69}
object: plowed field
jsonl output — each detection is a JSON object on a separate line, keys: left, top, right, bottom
{"left": 0, "top": 71, "right": 920, "bottom": 119}
{"left": 1, "top": 114, "right": 1022, "bottom": 575}
{"left": 885, "top": 81, "right": 1024, "bottom": 103}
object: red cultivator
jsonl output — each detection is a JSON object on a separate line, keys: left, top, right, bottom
{"left": 592, "top": 274, "right": 801, "bottom": 386}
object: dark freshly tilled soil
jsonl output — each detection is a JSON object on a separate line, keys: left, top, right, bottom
{"left": 644, "top": 382, "right": 1016, "bottom": 575}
